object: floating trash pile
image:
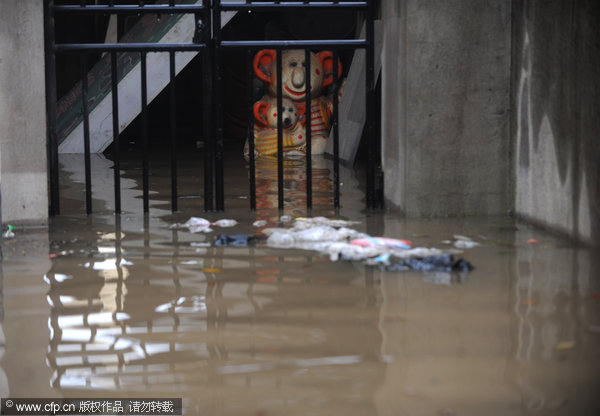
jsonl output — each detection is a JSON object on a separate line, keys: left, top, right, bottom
{"left": 171, "top": 217, "right": 239, "bottom": 233}
{"left": 172, "top": 216, "right": 476, "bottom": 273}
{"left": 261, "top": 217, "right": 474, "bottom": 272}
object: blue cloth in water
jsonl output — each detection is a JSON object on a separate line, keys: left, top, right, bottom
{"left": 383, "top": 254, "right": 474, "bottom": 272}
{"left": 214, "top": 234, "right": 255, "bottom": 247}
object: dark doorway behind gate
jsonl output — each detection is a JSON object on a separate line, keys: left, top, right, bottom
{"left": 44, "top": 0, "right": 382, "bottom": 217}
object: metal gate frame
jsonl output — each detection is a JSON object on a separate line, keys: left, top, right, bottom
{"left": 44, "top": 0, "right": 381, "bottom": 216}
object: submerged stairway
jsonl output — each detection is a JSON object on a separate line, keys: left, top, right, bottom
{"left": 58, "top": 1, "right": 236, "bottom": 154}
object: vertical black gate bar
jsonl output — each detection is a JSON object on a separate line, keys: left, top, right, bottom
{"left": 247, "top": 49, "right": 256, "bottom": 211}
{"left": 44, "top": 0, "right": 60, "bottom": 216}
{"left": 213, "top": 0, "right": 225, "bottom": 211}
{"left": 169, "top": 51, "right": 178, "bottom": 212}
{"left": 110, "top": 51, "right": 121, "bottom": 214}
{"left": 276, "top": 50, "right": 284, "bottom": 211}
{"left": 201, "top": 1, "right": 213, "bottom": 212}
{"left": 202, "top": 49, "right": 214, "bottom": 212}
{"left": 143, "top": 215, "right": 150, "bottom": 260}
{"left": 114, "top": 215, "right": 124, "bottom": 312}
{"left": 141, "top": 51, "right": 150, "bottom": 213}
{"left": 332, "top": 49, "right": 340, "bottom": 210}
{"left": 304, "top": 48, "right": 312, "bottom": 211}
{"left": 80, "top": 53, "right": 92, "bottom": 215}
{"left": 365, "top": 0, "right": 376, "bottom": 208}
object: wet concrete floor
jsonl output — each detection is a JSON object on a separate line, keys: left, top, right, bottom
{"left": 1, "top": 149, "right": 599, "bottom": 415}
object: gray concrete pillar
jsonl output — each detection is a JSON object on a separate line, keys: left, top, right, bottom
{"left": 0, "top": 0, "right": 48, "bottom": 226}
{"left": 381, "top": 0, "right": 512, "bottom": 217}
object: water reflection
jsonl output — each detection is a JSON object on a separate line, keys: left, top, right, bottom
{"left": 39, "top": 212, "right": 600, "bottom": 415}
{"left": 254, "top": 156, "right": 335, "bottom": 220}
{"left": 374, "top": 218, "right": 600, "bottom": 415}
{"left": 59, "top": 153, "right": 165, "bottom": 216}
{"left": 60, "top": 150, "right": 366, "bottom": 222}
{"left": 0, "top": 154, "right": 597, "bottom": 414}
{"left": 44, "top": 218, "right": 385, "bottom": 414}
{"left": 509, "top": 246, "right": 599, "bottom": 414}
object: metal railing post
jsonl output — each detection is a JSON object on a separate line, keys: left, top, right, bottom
{"left": 169, "top": 51, "right": 178, "bottom": 212}
{"left": 247, "top": 49, "right": 256, "bottom": 211}
{"left": 333, "top": 49, "right": 340, "bottom": 211}
{"left": 366, "top": 0, "right": 376, "bottom": 209}
{"left": 213, "top": 0, "right": 225, "bottom": 211}
{"left": 276, "top": 51, "right": 284, "bottom": 212}
{"left": 110, "top": 51, "right": 122, "bottom": 214}
{"left": 305, "top": 48, "right": 313, "bottom": 211}
{"left": 44, "top": 0, "right": 60, "bottom": 216}
{"left": 201, "top": 0, "right": 214, "bottom": 212}
{"left": 141, "top": 51, "right": 150, "bottom": 214}
{"left": 80, "top": 53, "right": 92, "bottom": 215}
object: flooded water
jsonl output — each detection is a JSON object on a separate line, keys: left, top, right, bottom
{"left": 1, "top": 149, "right": 599, "bottom": 415}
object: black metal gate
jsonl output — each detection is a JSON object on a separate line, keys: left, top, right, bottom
{"left": 44, "top": 0, "right": 381, "bottom": 216}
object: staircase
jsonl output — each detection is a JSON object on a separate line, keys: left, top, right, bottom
{"left": 58, "top": 1, "right": 235, "bottom": 154}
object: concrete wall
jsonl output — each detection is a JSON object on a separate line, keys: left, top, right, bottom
{"left": 381, "top": 0, "right": 512, "bottom": 217}
{"left": 0, "top": 0, "right": 48, "bottom": 225}
{"left": 512, "top": 0, "right": 600, "bottom": 246}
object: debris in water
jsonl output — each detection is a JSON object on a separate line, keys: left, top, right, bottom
{"left": 266, "top": 232, "right": 295, "bottom": 248}
{"left": 351, "top": 237, "right": 412, "bottom": 250}
{"left": 266, "top": 225, "right": 365, "bottom": 250}
{"left": 214, "top": 234, "right": 256, "bottom": 247}
{"left": 3, "top": 225, "right": 15, "bottom": 239}
{"left": 527, "top": 238, "right": 539, "bottom": 244}
{"left": 185, "top": 217, "right": 210, "bottom": 227}
{"left": 212, "top": 219, "right": 238, "bottom": 227}
{"left": 453, "top": 235, "right": 480, "bottom": 249}
{"left": 374, "top": 253, "right": 474, "bottom": 273}
{"left": 48, "top": 250, "right": 75, "bottom": 259}
{"left": 325, "top": 242, "right": 382, "bottom": 262}
{"left": 177, "top": 217, "right": 212, "bottom": 233}
{"left": 262, "top": 217, "right": 474, "bottom": 274}
{"left": 173, "top": 217, "right": 238, "bottom": 233}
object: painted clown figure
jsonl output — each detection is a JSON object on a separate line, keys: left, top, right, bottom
{"left": 245, "top": 49, "right": 342, "bottom": 159}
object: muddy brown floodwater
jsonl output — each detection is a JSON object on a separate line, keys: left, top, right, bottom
{"left": 0, "top": 149, "right": 598, "bottom": 416}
